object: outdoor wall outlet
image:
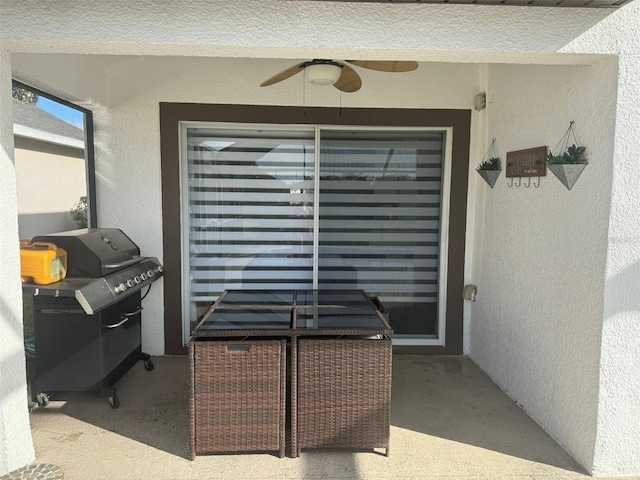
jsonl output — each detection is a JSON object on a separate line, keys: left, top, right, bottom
{"left": 462, "top": 284, "right": 478, "bottom": 301}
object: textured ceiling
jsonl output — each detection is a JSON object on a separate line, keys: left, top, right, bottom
{"left": 302, "top": 0, "right": 630, "bottom": 8}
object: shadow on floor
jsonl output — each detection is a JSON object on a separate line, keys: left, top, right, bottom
{"left": 29, "top": 355, "right": 586, "bottom": 477}
{"left": 30, "top": 356, "right": 191, "bottom": 458}
{"left": 390, "top": 355, "right": 587, "bottom": 475}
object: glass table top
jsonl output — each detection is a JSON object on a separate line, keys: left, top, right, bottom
{"left": 217, "top": 290, "right": 294, "bottom": 307}
{"left": 193, "top": 290, "right": 389, "bottom": 335}
{"left": 195, "top": 309, "right": 292, "bottom": 331}
{"left": 294, "top": 290, "right": 370, "bottom": 307}
{"left": 295, "top": 306, "right": 385, "bottom": 330}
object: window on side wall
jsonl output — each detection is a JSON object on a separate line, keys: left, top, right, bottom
{"left": 12, "top": 80, "right": 96, "bottom": 345}
{"left": 12, "top": 80, "right": 96, "bottom": 240}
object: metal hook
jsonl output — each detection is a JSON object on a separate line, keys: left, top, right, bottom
{"left": 515, "top": 177, "right": 521, "bottom": 187}
{"left": 524, "top": 177, "right": 531, "bottom": 188}
{"left": 507, "top": 177, "right": 513, "bottom": 187}
{"left": 534, "top": 176, "right": 540, "bottom": 188}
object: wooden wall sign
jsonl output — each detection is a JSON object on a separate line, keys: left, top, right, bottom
{"left": 506, "top": 146, "right": 547, "bottom": 178}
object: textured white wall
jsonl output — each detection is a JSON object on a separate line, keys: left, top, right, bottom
{"left": 560, "top": 6, "right": 640, "bottom": 477}
{"left": 471, "top": 60, "right": 617, "bottom": 473}
{"left": 0, "top": 51, "right": 36, "bottom": 475}
{"left": 2, "top": 0, "right": 640, "bottom": 476}
{"left": 0, "top": 0, "right": 612, "bottom": 62}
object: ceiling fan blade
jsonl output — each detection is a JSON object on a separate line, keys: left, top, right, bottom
{"left": 346, "top": 60, "right": 419, "bottom": 72}
{"left": 260, "top": 63, "right": 305, "bottom": 87}
{"left": 333, "top": 63, "right": 362, "bottom": 93}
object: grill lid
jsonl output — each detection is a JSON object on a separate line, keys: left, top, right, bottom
{"left": 24, "top": 227, "right": 164, "bottom": 314}
{"left": 32, "top": 228, "right": 140, "bottom": 277}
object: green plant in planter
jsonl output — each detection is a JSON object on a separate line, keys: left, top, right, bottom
{"left": 476, "top": 157, "right": 501, "bottom": 188}
{"left": 547, "top": 144, "right": 587, "bottom": 165}
{"left": 476, "top": 156, "right": 501, "bottom": 171}
{"left": 547, "top": 144, "right": 588, "bottom": 190}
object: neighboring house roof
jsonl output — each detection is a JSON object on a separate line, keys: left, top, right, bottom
{"left": 12, "top": 99, "right": 84, "bottom": 149}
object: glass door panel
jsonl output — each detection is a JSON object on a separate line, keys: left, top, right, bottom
{"left": 183, "top": 126, "right": 315, "bottom": 334}
{"left": 317, "top": 129, "right": 445, "bottom": 338}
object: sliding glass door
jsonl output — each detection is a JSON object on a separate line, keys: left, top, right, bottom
{"left": 182, "top": 124, "right": 449, "bottom": 345}
{"left": 318, "top": 129, "right": 447, "bottom": 340}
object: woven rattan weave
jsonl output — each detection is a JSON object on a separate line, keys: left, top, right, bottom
{"left": 190, "top": 339, "right": 286, "bottom": 458}
{"left": 189, "top": 290, "right": 392, "bottom": 459}
{"left": 297, "top": 337, "right": 392, "bottom": 456}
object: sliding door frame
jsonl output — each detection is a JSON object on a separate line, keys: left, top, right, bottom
{"left": 160, "top": 103, "right": 470, "bottom": 355}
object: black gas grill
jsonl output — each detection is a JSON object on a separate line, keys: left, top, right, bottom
{"left": 23, "top": 228, "right": 164, "bottom": 409}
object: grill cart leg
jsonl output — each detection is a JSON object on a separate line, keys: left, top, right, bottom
{"left": 36, "top": 392, "right": 50, "bottom": 408}
{"left": 140, "top": 352, "right": 154, "bottom": 371}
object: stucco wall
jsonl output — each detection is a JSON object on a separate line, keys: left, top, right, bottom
{"left": 0, "top": 50, "right": 36, "bottom": 476}
{"left": 471, "top": 59, "right": 617, "bottom": 473}
{"left": 2, "top": 0, "right": 640, "bottom": 476}
{"left": 590, "top": 55, "right": 640, "bottom": 476}
{"left": 560, "top": 6, "right": 640, "bottom": 476}
{"left": 0, "top": 0, "right": 613, "bottom": 62}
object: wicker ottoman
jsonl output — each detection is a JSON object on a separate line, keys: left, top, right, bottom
{"left": 190, "top": 339, "right": 287, "bottom": 458}
{"left": 296, "top": 337, "right": 392, "bottom": 456}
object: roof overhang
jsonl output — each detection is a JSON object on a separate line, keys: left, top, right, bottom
{"left": 301, "top": 0, "right": 631, "bottom": 8}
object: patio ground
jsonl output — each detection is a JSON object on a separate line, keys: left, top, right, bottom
{"left": 20, "top": 355, "right": 627, "bottom": 480}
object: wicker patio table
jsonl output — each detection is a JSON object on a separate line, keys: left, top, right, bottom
{"left": 189, "top": 289, "right": 392, "bottom": 459}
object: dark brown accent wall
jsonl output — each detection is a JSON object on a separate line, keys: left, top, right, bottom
{"left": 160, "top": 103, "right": 471, "bottom": 355}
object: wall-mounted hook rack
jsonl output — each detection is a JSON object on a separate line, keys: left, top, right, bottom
{"left": 505, "top": 146, "right": 547, "bottom": 190}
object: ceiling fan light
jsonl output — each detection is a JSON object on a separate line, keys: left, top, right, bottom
{"left": 305, "top": 64, "right": 342, "bottom": 85}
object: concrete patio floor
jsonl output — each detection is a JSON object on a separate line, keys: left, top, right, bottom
{"left": 22, "top": 355, "right": 623, "bottom": 480}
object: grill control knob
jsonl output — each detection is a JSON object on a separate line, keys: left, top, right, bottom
{"left": 126, "top": 279, "right": 135, "bottom": 288}
{"left": 115, "top": 283, "right": 126, "bottom": 294}
{"left": 154, "top": 265, "right": 164, "bottom": 274}
{"left": 146, "top": 270, "right": 154, "bottom": 277}
{"left": 134, "top": 276, "right": 142, "bottom": 284}
{"left": 141, "top": 272, "right": 148, "bottom": 280}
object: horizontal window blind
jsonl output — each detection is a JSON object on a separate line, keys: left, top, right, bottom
{"left": 183, "top": 126, "right": 446, "bottom": 338}
{"left": 318, "top": 131, "right": 445, "bottom": 319}
{"left": 186, "top": 127, "right": 315, "bottom": 321}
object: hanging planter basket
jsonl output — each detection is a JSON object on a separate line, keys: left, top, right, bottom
{"left": 547, "top": 163, "right": 587, "bottom": 191}
{"left": 547, "top": 121, "right": 588, "bottom": 191}
{"left": 477, "top": 170, "right": 500, "bottom": 189}
{"left": 476, "top": 138, "right": 501, "bottom": 189}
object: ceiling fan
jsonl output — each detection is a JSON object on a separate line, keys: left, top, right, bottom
{"left": 260, "top": 59, "right": 419, "bottom": 93}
